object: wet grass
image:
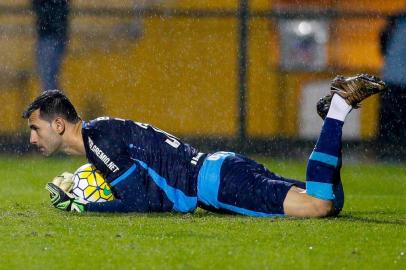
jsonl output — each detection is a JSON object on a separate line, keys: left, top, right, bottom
{"left": 0, "top": 155, "right": 405, "bottom": 270}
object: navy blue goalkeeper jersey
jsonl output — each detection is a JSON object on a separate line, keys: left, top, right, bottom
{"left": 81, "top": 117, "right": 206, "bottom": 213}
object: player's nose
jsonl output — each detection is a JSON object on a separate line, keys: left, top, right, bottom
{"left": 30, "top": 131, "right": 38, "bottom": 145}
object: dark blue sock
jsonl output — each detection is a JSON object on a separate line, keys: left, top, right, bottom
{"left": 306, "top": 118, "right": 343, "bottom": 200}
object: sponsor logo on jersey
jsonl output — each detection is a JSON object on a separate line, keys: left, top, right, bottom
{"left": 88, "top": 137, "right": 120, "bottom": 173}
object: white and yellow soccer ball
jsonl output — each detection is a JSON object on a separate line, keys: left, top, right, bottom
{"left": 71, "top": 163, "right": 114, "bottom": 202}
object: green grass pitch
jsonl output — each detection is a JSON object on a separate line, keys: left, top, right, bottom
{"left": 0, "top": 155, "right": 405, "bottom": 270}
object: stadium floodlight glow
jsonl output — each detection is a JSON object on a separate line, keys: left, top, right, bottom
{"left": 278, "top": 19, "right": 329, "bottom": 71}
{"left": 297, "top": 21, "right": 312, "bottom": 36}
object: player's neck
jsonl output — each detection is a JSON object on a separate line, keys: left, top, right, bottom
{"left": 61, "top": 121, "right": 86, "bottom": 156}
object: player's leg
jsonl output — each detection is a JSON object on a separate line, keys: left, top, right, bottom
{"left": 197, "top": 152, "right": 305, "bottom": 217}
{"left": 284, "top": 74, "right": 387, "bottom": 217}
{"left": 197, "top": 151, "right": 342, "bottom": 217}
{"left": 197, "top": 75, "right": 386, "bottom": 218}
{"left": 197, "top": 94, "right": 352, "bottom": 218}
{"left": 283, "top": 94, "right": 349, "bottom": 217}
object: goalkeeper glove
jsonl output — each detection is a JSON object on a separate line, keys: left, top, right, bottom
{"left": 45, "top": 183, "right": 88, "bottom": 213}
{"left": 51, "top": 172, "right": 74, "bottom": 192}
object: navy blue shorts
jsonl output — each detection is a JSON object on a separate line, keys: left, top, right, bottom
{"left": 197, "top": 152, "right": 306, "bottom": 217}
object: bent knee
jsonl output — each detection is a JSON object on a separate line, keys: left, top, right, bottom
{"left": 283, "top": 187, "right": 335, "bottom": 218}
{"left": 310, "top": 199, "right": 334, "bottom": 217}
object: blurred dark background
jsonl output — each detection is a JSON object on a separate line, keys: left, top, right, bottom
{"left": 0, "top": 0, "right": 404, "bottom": 161}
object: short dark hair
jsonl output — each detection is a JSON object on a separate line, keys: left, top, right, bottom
{"left": 22, "top": 90, "right": 80, "bottom": 123}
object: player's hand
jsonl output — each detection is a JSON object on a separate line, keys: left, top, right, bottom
{"left": 51, "top": 172, "right": 74, "bottom": 193}
{"left": 45, "top": 183, "right": 88, "bottom": 213}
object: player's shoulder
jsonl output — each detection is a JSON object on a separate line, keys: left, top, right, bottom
{"left": 82, "top": 117, "right": 129, "bottom": 142}
{"left": 82, "top": 117, "right": 157, "bottom": 141}
{"left": 83, "top": 116, "right": 127, "bottom": 131}
{"left": 82, "top": 117, "right": 129, "bottom": 148}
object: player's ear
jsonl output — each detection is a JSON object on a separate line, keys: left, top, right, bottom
{"left": 53, "top": 117, "right": 66, "bottom": 135}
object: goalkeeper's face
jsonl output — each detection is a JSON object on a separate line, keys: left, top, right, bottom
{"left": 27, "top": 110, "right": 64, "bottom": 156}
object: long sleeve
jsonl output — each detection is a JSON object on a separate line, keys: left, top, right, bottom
{"left": 86, "top": 163, "right": 148, "bottom": 213}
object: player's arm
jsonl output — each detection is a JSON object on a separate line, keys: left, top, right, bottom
{"left": 84, "top": 120, "right": 149, "bottom": 213}
{"left": 45, "top": 158, "right": 149, "bottom": 213}
{"left": 84, "top": 163, "right": 149, "bottom": 213}
{"left": 46, "top": 163, "right": 148, "bottom": 213}
{"left": 86, "top": 166, "right": 148, "bottom": 212}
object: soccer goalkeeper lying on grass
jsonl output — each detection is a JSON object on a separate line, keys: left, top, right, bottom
{"left": 23, "top": 74, "right": 387, "bottom": 217}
